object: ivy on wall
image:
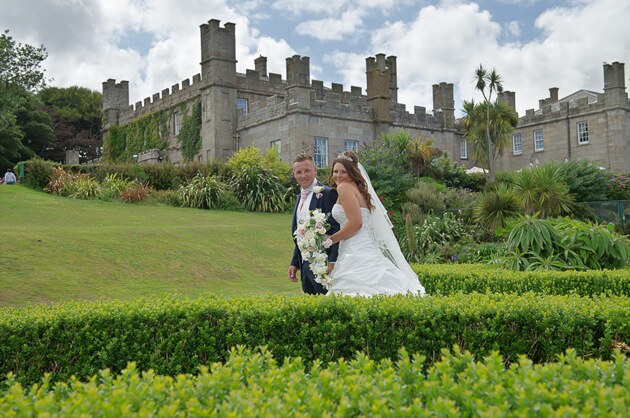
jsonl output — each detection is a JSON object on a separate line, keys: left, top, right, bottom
{"left": 178, "top": 101, "right": 202, "bottom": 162}
{"left": 102, "top": 110, "right": 170, "bottom": 163}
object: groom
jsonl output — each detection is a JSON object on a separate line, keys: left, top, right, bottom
{"left": 288, "top": 153, "right": 340, "bottom": 294}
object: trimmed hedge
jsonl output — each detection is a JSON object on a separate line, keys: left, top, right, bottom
{"left": 1, "top": 293, "right": 628, "bottom": 385}
{"left": 1, "top": 347, "right": 627, "bottom": 416}
{"left": 415, "top": 264, "right": 630, "bottom": 296}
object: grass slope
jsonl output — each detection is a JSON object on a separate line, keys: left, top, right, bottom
{"left": 0, "top": 186, "right": 299, "bottom": 307}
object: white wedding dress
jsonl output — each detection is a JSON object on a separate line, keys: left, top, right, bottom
{"left": 328, "top": 203, "right": 425, "bottom": 296}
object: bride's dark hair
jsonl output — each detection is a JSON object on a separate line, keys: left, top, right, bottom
{"left": 329, "top": 150, "right": 374, "bottom": 211}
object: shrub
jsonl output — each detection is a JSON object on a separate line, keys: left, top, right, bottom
{"left": 414, "top": 263, "right": 630, "bottom": 296}
{"left": 68, "top": 175, "right": 102, "bottom": 200}
{"left": 512, "top": 162, "right": 574, "bottom": 217}
{"left": 1, "top": 348, "right": 627, "bottom": 416}
{"left": 556, "top": 159, "right": 612, "bottom": 202}
{"left": 472, "top": 183, "right": 521, "bottom": 231}
{"left": 402, "top": 179, "right": 445, "bottom": 224}
{"left": 22, "top": 157, "right": 55, "bottom": 190}
{"left": 120, "top": 184, "right": 151, "bottom": 203}
{"left": 1, "top": 293, "right": 627, "bottom": 386}
{"left": 44, "top": 166, "right": 73, "bottom": 195}
{"left": 178, "top": 173, "right": 226, "bottom": 209}
{"left": 608, "top": 174, "right": 630, "bottom": 200}
{"left": 502, "top": 215, "right": 630, "bottom": 271}
{"left": 101, "top": 173, "right": 134, "bottom": 200}
{"left": 143, "top": 162, "right": 180, "bottom": 190}
{"left": 404, "top": 212, "right": 476, "bottom": 262}
{"left": 148, "top": 189, "right": 183, "bottom": 207}
{"left": 230, "top": 166, "right": 288, "bottom": 212}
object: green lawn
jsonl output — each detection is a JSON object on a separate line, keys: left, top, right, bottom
{"left": 0, "top": 185, "right": 300, "bottom": 307}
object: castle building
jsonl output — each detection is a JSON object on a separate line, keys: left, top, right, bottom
{"left": 494, "top": 61, "right": 630, "bottom": 173}
{"left": 102, "top": 19, "right": 629, "bottom": 174}
{"left": 102, "top": 19, "right": 464, "bottom": 167}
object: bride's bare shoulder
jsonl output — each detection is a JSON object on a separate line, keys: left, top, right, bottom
{"left": 336, "top": 182, "right": 356, "bottom": 194}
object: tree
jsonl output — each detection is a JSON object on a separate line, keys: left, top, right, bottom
{"left": 38, "top": 86, "right": 103, "bottom": 163}
{"left": 462, "top": 99, "right": 518, "bottom": 177}
{"left": 15, "top": 94, "right": 55, "bottom": 157}
{"left": 462, "top": 65, "right": 517, "bottom": 183}
{"left": 0, "top": 29, "right": 48, "bottom": 170}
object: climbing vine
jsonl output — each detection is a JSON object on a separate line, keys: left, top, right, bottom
{"left": 178, "top": 101, "right": 202, "bottom": 162}
{"left": 102, "top": 110, "right": 170, "bottom": 163}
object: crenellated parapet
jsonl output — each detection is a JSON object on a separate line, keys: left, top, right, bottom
{"left": 113, "top": 73, "right": 205, "bottom": 126}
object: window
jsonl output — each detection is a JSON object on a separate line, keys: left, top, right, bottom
{"left": 534, "top": 129, "right": 544, "bottom": 152}
{"left": 577, "top": 121, "right": 589, "bottom": 144}
{"left": 236, "top": 98, "right": 248, "bottom": 115}
{"left": 313, "top": 137, "right": 328, "bottom": 168}
{"left": 512, "top": 133, "right": 522, "bottom": 155}
{"left": 174, "top": 112, "right": 181, "bottom": 135}
{"left": 460, "top": 139, "right": 468, "bottom": 159}
{"left": 270, "top": 139, "right": 281, "bottom": 153}
{"left": 344, "top": 139, "right": 359, "bottom": 152}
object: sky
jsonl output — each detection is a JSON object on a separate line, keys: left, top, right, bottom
{"left": 2, "top": 0, "right": 629, "bottom": 117}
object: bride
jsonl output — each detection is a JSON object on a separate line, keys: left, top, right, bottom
{"left": 324, "top": 151, "right": 425, "bottom": 296}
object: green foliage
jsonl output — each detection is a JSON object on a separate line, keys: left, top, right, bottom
{"left": 142, "top": 162, "right": 181, "bottom": 190}
{"left": 608, "top": 174, "right": 630, "bottom": 200}
{"left": 430, "top": 153, "right": 485, "bottom": 191}
{"left": 21, "top": 157, "right": 55, "bottom": 189}
{"left": 14, "top": 94, "right": 55, "bottom": 158}
{"left": 556, "top": 159, "right": 612, "bottom": 202}
{"left": 230, "top": 165, "right": 289, "bottom": 212}
{"left": 37, "top": 86, "right": 103, "bottom": 163}
{"left": 103, "top": 110, "right": 169, "bottom": 163}
{"left": 1, "top": 293, "right": 627, "bottom": 386}
{"left": 100, "top": 173, "right": 133, "bottom": 200}
{"left": 226, "top": 146, "right": 292, "bottom": 187}
{"left": 178, "top": 101, "right": 202, "bottom": 162}
{"left": 101, "top": 125, "right": 126, "bottom": 162}
{"left": 502, "top": 215, "right": 630, "bottom": 271}
{"left": 414, "top": 263, "right": 630, "bottom": 296}
{"left": 178, "top": 173, "right": 226, "bottom": 209}
{"left": 1, "top": 347, "right": 627, "bottom": 416}
{"left": 403, "top": 179, "right": 446, "bottom": 224}
{"left": 359, "top": 130, "right": 416, "bottom": 211}
{"left": 512, "top": 162, "right": 574, "bottom": 217}
{"left": 147, "top": 189, "right": 183, "bottom": 207}
{"left": 0, "top": 30, "right": 49, "bottom": 171}
{"left": 472, "top": 183, "right": 521, "bottom": 231}
{"left": 404, "top": 212, "right": 476, "bottom": 262}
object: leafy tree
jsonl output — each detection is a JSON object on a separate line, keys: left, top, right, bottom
{"left": 462, "top": 65, "right": 518, "bottom": 183}
{"left": 38, "top": 86, "right": 103, "bottom": 163}
{"left": 358, "top": 130, "right": 416, "bottom": 211}
{"left": 15, "top": 94, "right": 55, "bottom": 157}
{"left": 0, "top": 29, "right": 48, "bottom": 170}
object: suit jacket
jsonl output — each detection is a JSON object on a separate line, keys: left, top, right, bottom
{"left": 290, "top": 183, "right": 340, "bottom": 271}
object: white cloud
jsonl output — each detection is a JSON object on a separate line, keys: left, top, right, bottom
{"left": 295, "top": 9, "right": 366, "bottom": 41}
{"left": 326, "top": 0, "right": 630, "bottom": 116}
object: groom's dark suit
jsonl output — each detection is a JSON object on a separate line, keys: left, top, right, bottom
{"left": 291, "top": 182, "right": 340, "bottom": 295}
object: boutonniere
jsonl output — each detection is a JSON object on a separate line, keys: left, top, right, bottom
{"left": 313, "top": 186, "right": 324, "bottom": 199}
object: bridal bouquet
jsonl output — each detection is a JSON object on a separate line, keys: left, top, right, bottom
{"left": 294, "top": 209, "right": 332, "bottom": 289}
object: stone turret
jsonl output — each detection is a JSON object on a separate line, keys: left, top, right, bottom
{"left": 102, "top": 79, "right": 129, "bottom": 129}
{"left": 286, "top": 55, "right": 311, "bottom": 110}
{"left": 255, "top": 56, "right": 268, "bottom": 77}
{"left": 366, "top": 54, "right": 394, "bottom": 123}
{"left": 200, "top": 19, "right": 236, "bottom": 84}
{"left": 432, "top": 82, "right": 455, "bottom": 129}
{"left": 200, "top": 19, "right": 238, "bottom": 160}
{"left": 498, "top": 90, "right": 516, "bottom": 113}
{"left": 603, "top": 61, "right": 627, "bottom": 106}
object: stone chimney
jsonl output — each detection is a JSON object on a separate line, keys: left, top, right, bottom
{"left": 255, "top": 56, "right": 267, "bottom": 77}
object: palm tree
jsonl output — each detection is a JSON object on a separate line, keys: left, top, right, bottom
{"left": 462, "top": 65, "right": 517, "bottom": 183}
